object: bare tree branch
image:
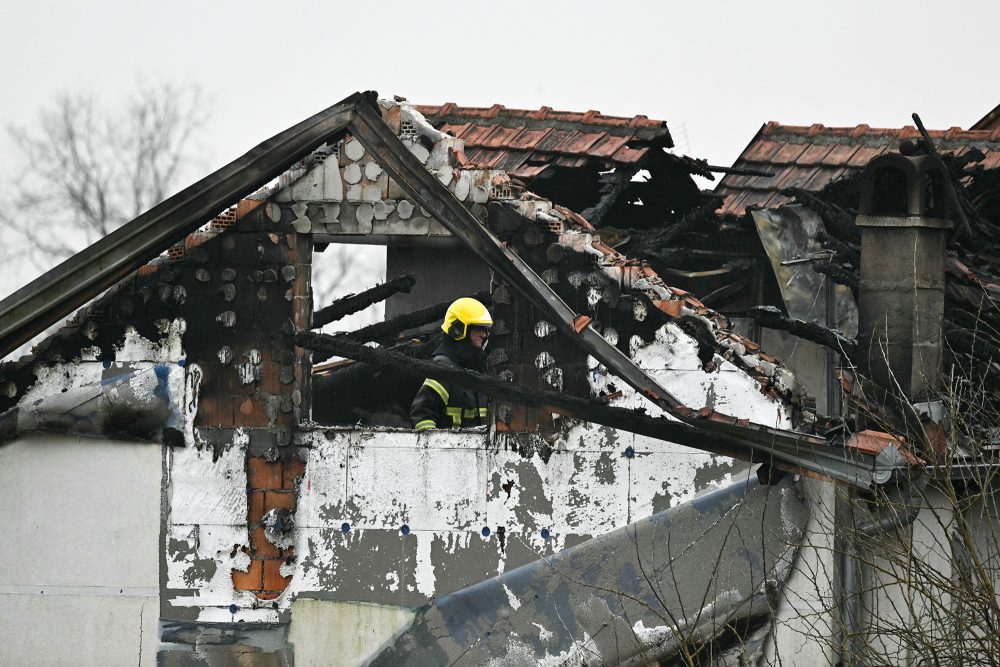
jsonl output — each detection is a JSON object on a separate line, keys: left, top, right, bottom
{"left": 3, "top": 81, "right": 209, "bottom": 276}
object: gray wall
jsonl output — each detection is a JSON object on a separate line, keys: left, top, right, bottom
{"left": 385, "top": 245, "right": 491, "bottom": 320}
{"left": 0, "top": 434, "right": 162, "bottom": 666}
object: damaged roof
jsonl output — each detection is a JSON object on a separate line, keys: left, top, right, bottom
{"left": 716, "top": 121, "right": 1000, "bottom": 216}
{"left": 416, "top": 102, "right": 672, "bottom": 179}
{"left": 0, "top": 92, "right": 912, "bottom": 489}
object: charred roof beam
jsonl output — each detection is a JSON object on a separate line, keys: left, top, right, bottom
{"left": 297, "top": 332, "right": 902, "bottom": 488}
{"left": 0, "top": 93, "right": 367, "bottom": 358}
{"left": 751, "top": 305, "right": 858, "bottom": 357}
{"left": 311, "top": 274, "right": 415, "bottom": 329}
{"left": 346, "top": 101, "right": 913, "bottom": 488}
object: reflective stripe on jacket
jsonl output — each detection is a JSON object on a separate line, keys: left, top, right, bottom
{"left": 410, "top": 355, "right": 489, "bottom": 430}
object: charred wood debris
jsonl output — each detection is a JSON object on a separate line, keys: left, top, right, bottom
{"left": 310, "top": 124, "right": 1000, "bottom": 445}
{"left": 307, "top": 154, "right": 739, "bottom": 431}
{"left": 8, "top": 105, "right": 999, "bottom": 444}
{"left": 775, "top": 123, "right": 1000, "bottom": 436}
{"left": 307, "top": 152, "right": 786, "bottom": 431}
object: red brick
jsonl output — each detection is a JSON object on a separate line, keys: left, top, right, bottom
{"left": 525, "top": 407, "right": 558, "bottom": 433}
{"left": 248, "top": 458, "right": 283, "bottom": 490}
{"left": 265, "top": 490, "right": 296, "bottom": 512}
{"left": 183, "top": 230, "right": 215, "bottom": 253}
{"left": 235, "top": 198, "right": 266, "bottom": 220}
{"left": 137, "top": 264, "right": 160, "bottom": 279}
{"left": 251, "top": 528, "right": 281, "bottom": 558}
{"left": 282, "top": 460, "right": 306, "bottom": 490}
{"left": 249, "top": 491, "right": 265, "bottom": 524}
{"left": 232, "top": 559, "right": 263, "bottom": 591}
{"left": 258, "top": 362, "right": 282, "bottom": 394}
{"left": 236, "top": 397, "right": 269, "bottom": 427}
{"left": 237, "top": 397, "right": 253, "bottom": 418}
{"left": 496, "top": 404, "right": 527, "bottom": 432}
{"left": 263, "top": 559, "right": 291, "bottom": 592}
{"left": 256, "top": 589, "right": 280, "bottom": 600}
{"left": 195, "top": 395, "right": 234, "bottom": 428}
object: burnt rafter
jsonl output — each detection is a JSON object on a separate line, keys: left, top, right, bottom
{"left": 338, "top": 290, "right": 491, "bottom": 346}
{"left": 751, "top": 306, "right": 857, "bottom": 357}
{"left": 311, "top": 274, "right": 416, "bottom": 329}
{"left": 296, "top": 331, "right": 898, "bottom": 488}
{"left": 1, "top": 89, "right": 913, "bottom": 488}
{"left": 0, "top": 93, "right": 366, "bottom": 358}
{"left": 812, "top": 261, "right": 860, "bottom": 299}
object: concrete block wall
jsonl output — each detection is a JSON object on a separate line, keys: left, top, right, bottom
{"left": 0, "top": 435, "right": 162, "bottom": 666}
{"left": 857, "top": 222, "right": 949, "bottom": 399}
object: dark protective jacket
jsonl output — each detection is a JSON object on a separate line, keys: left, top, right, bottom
{"left": 410, "top": 337, "right": 490, "bottom": 430}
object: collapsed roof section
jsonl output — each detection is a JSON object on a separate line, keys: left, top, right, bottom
{"left": 716, "top": 121, "right": 1000, "bottom": 217}
{"left": 273, "top": 99, "right": 808, "bottom": 416}
{"left": 0, "top": 92, "right": 911, "bottom": 488}
{"left": 704, "top": 122, "right": 1000, "bottom": 369}
{"left": 417, "top": 102, "right": 709, "bottom": 228}
{"left": 710, "top": 117, "right": 1000, "bottom": 477}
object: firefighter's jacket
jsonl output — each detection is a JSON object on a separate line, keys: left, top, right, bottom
{"left": 410, "top": 339, "right": 489, "bottom": 430}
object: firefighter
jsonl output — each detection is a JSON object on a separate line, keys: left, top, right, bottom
{"left": 410, "top": 297, "right": 492, "bottom": 430}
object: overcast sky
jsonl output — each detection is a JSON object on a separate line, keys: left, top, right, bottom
{"left": 1, "top": 0, "right": 997, "bottom": 298}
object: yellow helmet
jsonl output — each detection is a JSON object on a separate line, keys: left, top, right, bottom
{"left": 442, "top": 297, "right": 493, "bottom": 341}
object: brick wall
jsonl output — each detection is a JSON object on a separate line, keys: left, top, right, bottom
{"left": 234, "top": 457, "right": 306, "bottom": 598}
{"left": 176, "top": 199, "right": 313, "bottom": 600}
{"left": 0, "top": 197, "right": 315, "bottom": 602}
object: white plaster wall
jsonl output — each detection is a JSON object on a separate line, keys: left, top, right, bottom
{"left": 766, "top": 484, "right": 999, "bottom": 666}
{"left": 0, "top": 433, "right": 161, "bottom": 665}
{"left": 764, "top": 477, "right": 838, "bottom": 665}
{"left": 864, "top": 489, "right": 956, "bottom": 664}
{"left": 164, "top": 429, "right": 251, "bottom": 622}
{"left": 287, "top": 599, "right": 414, "bottom": 666}
{"left": 761, "top": 329, "right": 831, "bottom": 412}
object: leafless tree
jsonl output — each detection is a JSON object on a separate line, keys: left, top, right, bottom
{"left": 761, "top": 357, "right": 1000, "bottom": 666}
{"left": 2, "top": 81, "right": 209, "bottom": 273}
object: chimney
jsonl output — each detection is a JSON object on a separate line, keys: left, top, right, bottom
{"left": 856, "top": 153, "right": 951, "bottom": 401}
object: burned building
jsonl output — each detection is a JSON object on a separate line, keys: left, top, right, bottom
{"left": 0, "top": 93, "right": 979, "bottom": 666}
{"left": 716, "top": 120, "right": 1000, "bottom": 426}
{"left": 713, "top": 117, "right": 1000, "bottom": 664}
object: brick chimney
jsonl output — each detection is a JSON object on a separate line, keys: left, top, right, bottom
{"left": 856, "top": 153, "right": 951, "bottom": 400}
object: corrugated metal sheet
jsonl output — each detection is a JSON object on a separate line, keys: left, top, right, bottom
{"left": 717, "top": 122, "right": 1000, "bottom": 216}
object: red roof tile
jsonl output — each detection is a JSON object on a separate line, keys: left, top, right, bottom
{"left": 416, "top": 103, "right": 672, "bottom": 179}
{"left": 480, "top": 125, "right": 527, "bottom": 149}
{"left": 716, "top": 122, "right": 1000, "bottom": 216}
{"left": 796, "top": 143, "right": 834, "bottom": 166}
